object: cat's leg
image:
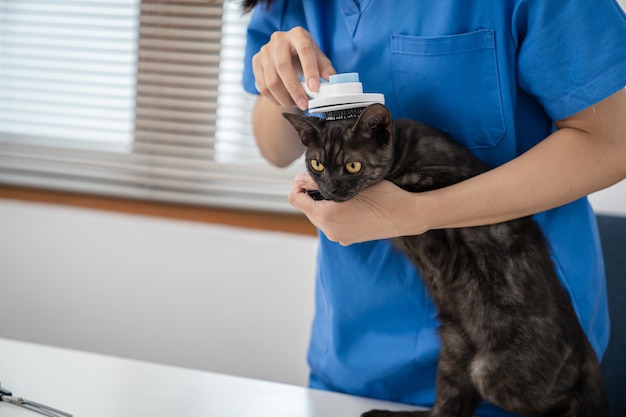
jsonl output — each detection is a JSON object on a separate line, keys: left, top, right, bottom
{"left": 362, "top": 324, "right": 480, "bottom": 417}
{"left": 539, "top": 399, "right": 579, "bottom": 417}
{"left": 426, "top": 327, "right": 481, "bottom": 417}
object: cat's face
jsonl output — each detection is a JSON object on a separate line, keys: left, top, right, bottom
{"left": 283, "top": 104, "right": 394, "bottom": 202}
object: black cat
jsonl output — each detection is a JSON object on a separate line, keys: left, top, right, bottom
{"left": 283, "top": 103, "right": 609, "bottom": 417}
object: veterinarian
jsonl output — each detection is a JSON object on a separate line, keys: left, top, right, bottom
{"left": 241, "top": 1, "right": 626, "bottom": 416}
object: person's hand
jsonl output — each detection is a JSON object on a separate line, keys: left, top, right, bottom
{"left": 252, "top": 27, "right": 336, "bottom": 111}
{"left": 289, "top": 173, "right": 429, "bottom": 245}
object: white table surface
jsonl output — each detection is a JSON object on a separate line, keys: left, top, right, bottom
{"left": 0, "top": 338, "right": 422, "bottom": 417}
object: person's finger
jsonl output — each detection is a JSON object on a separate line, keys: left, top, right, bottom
{"left": 295, "top": 172, "right": 318, "bottom": 190}
{"left": 251, "top": 55, "right": 281, "bottom": 106}
{"left": 313, "top": 52, "right": 336, "bottom": 87}
{"left": 288, "top": 177, "right": 318, "bottom": 216}
{"left": 252, "top": 37, "right": 299, "bottom": 107}
{"left": 288, "top": 27, "right": 322, "bottom": 93}
{"left": 260, "top": 43, "right": 298, "bottom": 107}
{"left": 272, "top": 29, "right": 311, "bottom": 109}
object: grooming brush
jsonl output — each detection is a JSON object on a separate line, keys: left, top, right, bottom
{"left": 302, "top": 72, "right": 385, "bottom": 120}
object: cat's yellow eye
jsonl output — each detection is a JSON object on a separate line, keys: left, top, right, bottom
{"left": 310, "top": 159, "right": 325, "bottom": 172}
{"left": 345, "top": 161, "right": 362, "bottom": 174}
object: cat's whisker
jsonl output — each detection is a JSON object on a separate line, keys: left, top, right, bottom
{"left": 352, "top": 193, "right": 392, "bottom": 218}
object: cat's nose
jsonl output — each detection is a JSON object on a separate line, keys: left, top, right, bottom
{"left": 330, "top": 181, "right": 344, "bottom": 195}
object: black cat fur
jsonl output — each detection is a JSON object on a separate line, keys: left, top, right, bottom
{"left": 283, "top": 104, "right": 609, "bottom": 417}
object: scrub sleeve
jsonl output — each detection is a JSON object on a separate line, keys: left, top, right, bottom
{"left": 243, "top": 1, "right": 626, "bottom": 416}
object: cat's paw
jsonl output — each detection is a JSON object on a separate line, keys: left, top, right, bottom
{"left": 361, "top": 411, "right": 395, "bottom": 417}
{"left": 306, "top": 189, "right": 325, "bottom": 201}
{"left": 361, "top": 410, "right": 428, "bottom": 417}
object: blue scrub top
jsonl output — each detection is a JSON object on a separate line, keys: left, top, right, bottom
{"left": 243, "top": 1, "right": 626, "bottom": 416}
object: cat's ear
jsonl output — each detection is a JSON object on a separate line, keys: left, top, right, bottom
{"left": 352, "top": 103, "right": 392, "bottom": 144}
{"left": 282, "top": 113, "right": 323, "bottom": 146}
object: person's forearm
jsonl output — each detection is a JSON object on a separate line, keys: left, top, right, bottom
{"left": 419, "top": 129, "right": 622, "bottom": 231}
{"left": 419, "top": 91, "right": 626, "bottom": 231}
{"left": 252, "top": 96, "right": 306, "bottom": 167}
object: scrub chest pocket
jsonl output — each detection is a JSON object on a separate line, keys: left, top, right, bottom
{"left": 391, "top": 29, "right": 506, "bottom": 150}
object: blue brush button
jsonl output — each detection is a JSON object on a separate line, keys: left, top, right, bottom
{"left": 329, "top": 73, "right": 360, "bottom": 84}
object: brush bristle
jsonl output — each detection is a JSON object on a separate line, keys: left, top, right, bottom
{"left": 324, "top": 107, "right": 365, "bottom": 121}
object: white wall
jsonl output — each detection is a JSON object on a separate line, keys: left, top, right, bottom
{"left": 589, "top": 181, "right": 626, "bottom": 216}
{"left": 0, "top": 199, "right": 318, "bottom": 386}
{"left": 0, "top": 179, "right": 623, "bottom": 387}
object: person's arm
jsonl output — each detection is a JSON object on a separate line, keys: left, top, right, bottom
{"left": 428, "top": 88, "right": 626, "bottom": 228}
{"left": 252, "top": 96, "right": 305, "bottom": 167}
{"left": 289, "top": 88, "right": 626, "bottom": 245}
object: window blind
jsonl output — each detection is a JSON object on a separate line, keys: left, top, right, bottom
{"left": 0, "top": 0, "right": 301, "bottom": 213}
